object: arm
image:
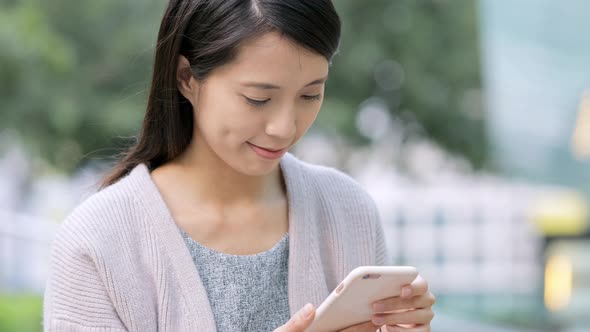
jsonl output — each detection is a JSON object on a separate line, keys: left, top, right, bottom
{"left": 43, "top": 219, "right": 127, "bottom": 332}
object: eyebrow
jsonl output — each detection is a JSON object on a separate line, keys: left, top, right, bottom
{"left": 240, "top": 76, "right": 328, "bottom": 90}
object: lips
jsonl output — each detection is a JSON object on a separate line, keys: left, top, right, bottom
{"left": 247, "top": 142, "right": 288, "bottom": 159}
{"left": 249, "top": 143, "right": 287, "bottom": 152}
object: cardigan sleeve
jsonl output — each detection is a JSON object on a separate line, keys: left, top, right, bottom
{"left": 43, "top": 216, "right": 128, "bottom": 332}
{"left": 369, "top": 197, "right": 390, "bottom": 266}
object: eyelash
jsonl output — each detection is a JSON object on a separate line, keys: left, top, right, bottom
{"left": 245, "top": 94, "right": 322, "bottom": 108}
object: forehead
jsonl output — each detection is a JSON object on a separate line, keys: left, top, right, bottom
{"left": 213, "top": 32, "right": 329, "bottom": 85}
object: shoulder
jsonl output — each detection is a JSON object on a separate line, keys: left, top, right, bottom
{"left": 287, "top": 154, "right": 379, "bottom": 220}
{"left": 285, "top": 154, "right": 387, "bottom": 265}
{"left": 45, "top": 168, "right": 146, "bottom": 331}
{"left": 297, "top": 156, "right": 376, "bottom": 205}
{"left": 54, "top": 165, "right": 148, "bottom": 250}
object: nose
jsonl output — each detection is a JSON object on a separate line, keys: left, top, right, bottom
{"left": 265, "top": 104, "right": 297, "bottom": 140}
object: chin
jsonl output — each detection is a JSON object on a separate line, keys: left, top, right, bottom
{"left": 240, "top": 158, "right": 281, "bottom": 177}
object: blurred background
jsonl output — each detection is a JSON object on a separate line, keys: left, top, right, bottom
{"left": 1, "top": 0, "right": 589, "bottom": 331}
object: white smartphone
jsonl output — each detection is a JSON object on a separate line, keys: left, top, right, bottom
{"left": 306, "top": 266, "right": 418, "bottom": 332}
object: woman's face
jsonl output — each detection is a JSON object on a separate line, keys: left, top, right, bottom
{"left": 179, "top": 31, "right": 329, "bottom": 176}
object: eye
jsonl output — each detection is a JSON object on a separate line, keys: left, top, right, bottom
{"left": 301, "top": 94, "right": 322, "bottom": 102}
{"left": 245, "top": 96, "right": 270, "bottom": 107}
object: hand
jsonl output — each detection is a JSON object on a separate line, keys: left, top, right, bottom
{"left": 274, "top": 303, "right": 316, "bottom": 332}
{"left": 369, "top": 274, "right": 435, "bottom": 331}
{"left": 335, "top": 321, "right": 382, "bottom": 331}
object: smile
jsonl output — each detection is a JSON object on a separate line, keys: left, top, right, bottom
{"left": 247, "top": 142, "right": 288, "bottom": 159}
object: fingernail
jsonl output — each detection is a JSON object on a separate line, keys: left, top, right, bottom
{"left": 302, "top": 303, "right": 313, "bottom": 319}
{"left": 373, "top": 303, "right": 386, "bottom": 312}
{"left": 372, "top": 317, "right": 384, "bottom": 325}
{"left": 401, "top": 287, "right": 412, "bottom": 298}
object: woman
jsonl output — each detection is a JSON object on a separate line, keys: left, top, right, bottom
{"left": 43, "top": 0, "right": 435, "bottom": 331}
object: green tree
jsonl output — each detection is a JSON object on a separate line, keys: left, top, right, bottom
{"left": 1, "top": 0, "right": 164, "bottom": 171}
{"left": 0, "top": 0, "right": 485, "bottom": 172}
{"left": 326, "top": 0, "right": 485, "bottom": 166}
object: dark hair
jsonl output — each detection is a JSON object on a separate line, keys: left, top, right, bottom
{"left": 99, "top": 0, "right": 341, "bottom": 189}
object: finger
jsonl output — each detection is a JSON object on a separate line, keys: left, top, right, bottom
{"left": 338, "top": 320, "right": 380, "bottom": 331}
{"left": 371, "top": 308, "right": 434, "bottom": 326}
{"left": 373, "top": 292, "right": 436, "bottom": 313}
{"left": 402, "top": 275, "right": 428, "bottom": 298}
{"left": 274, "top": 303, "right": 315, "bottom": 332}
{"left": 384, "top": 324, "right": 430, "bottom": 332}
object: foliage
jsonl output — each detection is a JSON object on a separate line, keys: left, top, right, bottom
{"left": 0, "top": 294, "right": 43, "bottom": 332}
{"left": 0, "top": 0, "right": 485, "bottom": 172}
{"left": 326, "top": 0, "right": 484, "bottom": 165}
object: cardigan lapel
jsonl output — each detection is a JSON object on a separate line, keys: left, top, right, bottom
{"left": 281, "top": 153, "right": 330, "bottom": 315}
{"left": 132, "top": 164, "right": 217, "bottom": 331}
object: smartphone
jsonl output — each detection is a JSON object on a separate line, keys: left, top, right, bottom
{"left": 306, "top": 266, "right": 418, "bottom": 332}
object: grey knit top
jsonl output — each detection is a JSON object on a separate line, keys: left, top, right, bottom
{"left": 178, "top": 227, "right": 290, "bottom": 332}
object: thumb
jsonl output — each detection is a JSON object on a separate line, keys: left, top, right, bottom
{"left": 274, "top": 303, "right": 316, "bottom": 332}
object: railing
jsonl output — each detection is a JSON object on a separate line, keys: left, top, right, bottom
{"left": 368, "top": 180, "right": 547, "bottom": 327}
{"left": 0, "top": 211, "right": 59, "bottom": 293}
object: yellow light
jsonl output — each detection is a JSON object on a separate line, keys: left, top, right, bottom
{"left": 572, "top": 90, "right": 590, "bottom": 160}
{"left": 544, "top": 255, "right": 573, "bottom": 311}
{"left": 530, "top": 191, "right": 589, "bottom": 236}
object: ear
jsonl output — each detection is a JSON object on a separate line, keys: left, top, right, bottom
{"left": 177, "top": 55, "right": 198, "bottom": 104}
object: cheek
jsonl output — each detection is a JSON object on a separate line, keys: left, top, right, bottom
{"left": 297, "top": 103, "right": 322, "bottom": 132}
{"left": 201, "top": 102, "right": 261, "bottom": 146}
{"left": 224, "top": 108, "right": 262, "bottom": 141}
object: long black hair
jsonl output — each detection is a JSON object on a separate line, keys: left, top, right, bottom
{"left": 100, "top": 0, "right": 341, "bottom": 189}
